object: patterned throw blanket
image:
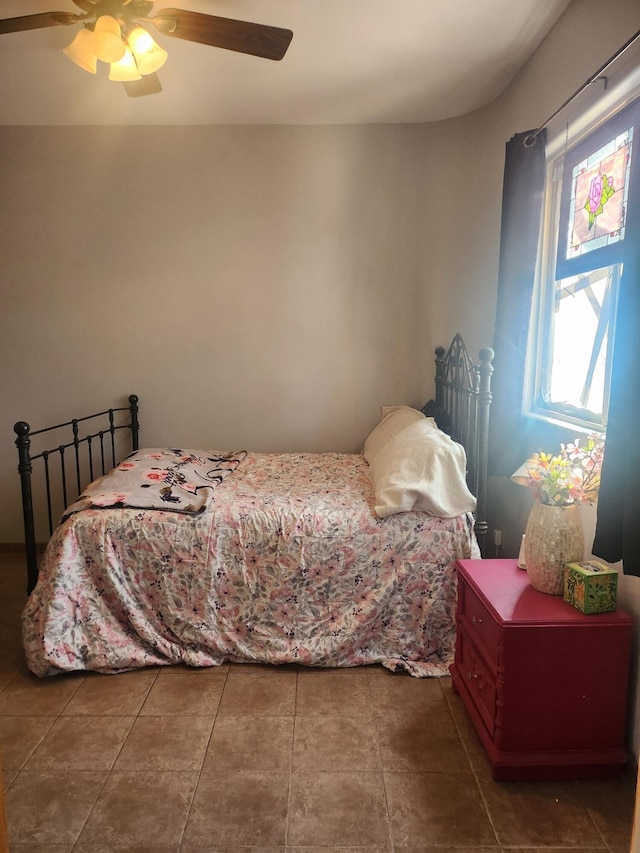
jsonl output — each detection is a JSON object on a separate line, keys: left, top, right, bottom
{"left": 62, "top": 447, "right": 247, "bottom": 519}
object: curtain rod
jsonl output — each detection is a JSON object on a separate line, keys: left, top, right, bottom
{"left": 524, "top": 26, "right": 640, "bottom": 146}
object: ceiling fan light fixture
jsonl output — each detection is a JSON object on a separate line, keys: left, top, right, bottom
{"left": 92, "top": 15, "right": 126, "bottom": 64}
{"left": 3, "top": 5, "right": 293, "bottom": 98}
{"left": 127, "top": 26, "right": 168, "bottom": 76}
{"left": 63, "top": 26, "right": 98, "bottom": 74}
{"left": 109, "top": 45, "right": 142, "bottom": 81}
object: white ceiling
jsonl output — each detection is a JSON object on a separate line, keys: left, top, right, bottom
{"left": 0, "top": 0, "right": 570, "bottom": 126}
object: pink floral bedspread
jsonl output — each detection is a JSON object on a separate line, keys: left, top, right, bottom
{"left": 23, "top": 452, "right": 479, "bottom": 677}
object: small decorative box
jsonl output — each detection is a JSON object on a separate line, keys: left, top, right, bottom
{"left": 563, "top": 559, "right": 618, "bottom": 614}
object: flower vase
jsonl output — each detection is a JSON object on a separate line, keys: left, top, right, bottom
{"left": 523, "top": 502, "right": 584, "bottom": 595}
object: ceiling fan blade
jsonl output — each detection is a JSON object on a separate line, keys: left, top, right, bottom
{"left": 71, "top": 0, "right": 95, "bottom": 11}
{"left": 153, "top": 9, "right": 293, "bottom": 61}
{"left": 123, "top": 73, "right": 163, "bottom": 98}
{"left": 0, "top": 11, "right": 79, "bottom": 35}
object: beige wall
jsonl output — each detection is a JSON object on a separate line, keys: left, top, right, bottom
{"left": 1, "top": 123, "right": 470, "bottom": 543}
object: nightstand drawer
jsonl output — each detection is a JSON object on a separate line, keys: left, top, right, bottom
{"left": 459, "top": 582, "right": 500, "bottom": 660}
{"left": 457, "top": 627, "right": 496, "bottom": 736}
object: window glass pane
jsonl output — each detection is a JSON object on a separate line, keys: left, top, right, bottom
{"left": 564, "top": 128, "right": 632, "bottom": 263}
{"left": 529, "top": 93, "right": 640, "bottom": 430}
{"left": 546, "top": 266, "right": 615, "bottom": 417}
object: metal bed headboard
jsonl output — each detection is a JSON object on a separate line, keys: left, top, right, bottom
{"left": 424, "top": 334, "right": 494, "bottom": 553}
{"left": 14, "top": 395, "right": 140, "bottom": 594}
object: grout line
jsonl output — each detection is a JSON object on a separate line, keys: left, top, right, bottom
{"left": 62, "top": 666, "right": 161, "bottom": 850}
{"left": 283, "top": 666, "right": 298, "bottom": 850}
{"left": 10, "top": 715, "right": 58, "bottom": 775}
{"left": 585, "top": 802, "right": 615, "bottom": 852}
{"left": 443, "top": 679, "right": 502, "bottom": 848}
{"left": 370, "top": 682, "right": 395, "bottom": 852}
{"left": 175, "top": 664, "right": 229, "bottom": 850}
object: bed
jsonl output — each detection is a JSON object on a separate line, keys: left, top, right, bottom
{"left": 15, "top": 334, "right": 494, "bottom": 677}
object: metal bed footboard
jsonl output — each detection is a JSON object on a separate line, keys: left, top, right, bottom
{"left": 14, "top": 395, "right": 140, "bottom": 594}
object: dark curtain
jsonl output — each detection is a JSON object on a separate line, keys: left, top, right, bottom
{"left": 491, "top": 113, "right": 640, "bottom": 575}
{"left": 592, "top": 227, "right": 640, "bottom": 577}
{"left": 489, "top": 129, "right": 547, "bottom": 478}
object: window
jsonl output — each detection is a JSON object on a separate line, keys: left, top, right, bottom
{"left": 526, "top": 92, "right": 640, "bottom": 432}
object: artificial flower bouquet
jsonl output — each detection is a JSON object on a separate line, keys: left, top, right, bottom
{"left": 511, "top": 433, "right": 605, "bottom": 507}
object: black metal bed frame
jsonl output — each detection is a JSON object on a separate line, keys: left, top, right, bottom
{"left": 14, "top": 395, "right": 140, "bottom": 594}
{"left": 425, "top": 334, "right": 494, "bottom": 552}
{"left": 13, "top": 335, "right": 494, "bottom": 595}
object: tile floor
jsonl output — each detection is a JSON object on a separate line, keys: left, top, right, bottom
{"left": 0, "top": 551, "right": 637, "bottom": 853}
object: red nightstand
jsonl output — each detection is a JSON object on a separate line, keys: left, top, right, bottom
{"left": 450, "top": 559, "right": 633, "bottom": 781}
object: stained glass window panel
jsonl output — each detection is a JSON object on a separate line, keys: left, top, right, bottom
{"left": 565, "top": 128, "right": 632, "bottom": 262}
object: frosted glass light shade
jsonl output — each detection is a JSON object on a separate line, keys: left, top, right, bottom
{"left": 109, "top": 46, "right": 142, "bottom": 81}
{"left": 93, "top": 15, "right": 126, "bottom": 63}
{"left": 63, "top": 27, "right": 98, "bottom": 74}
{"left": 127, "top": 26, "right": 168, "bottom": 75}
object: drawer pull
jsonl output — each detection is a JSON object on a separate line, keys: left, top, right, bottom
{"left": 466, "top": 671, "right": 479, "bottom": 679}
{"left": 471, "top": 616, "right": 483, "bottom": 625}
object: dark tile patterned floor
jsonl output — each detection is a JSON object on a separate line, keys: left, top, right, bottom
{"left": 0, "top": 552, "right": 636, "bottom": 852}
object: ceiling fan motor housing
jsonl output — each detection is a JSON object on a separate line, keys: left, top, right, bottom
{"left": 75, "top": 0, "right": 155, "bottom": 25}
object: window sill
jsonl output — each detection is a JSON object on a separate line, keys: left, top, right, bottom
{"left": 525, "top": 406, "right": 605, "bottom": 436}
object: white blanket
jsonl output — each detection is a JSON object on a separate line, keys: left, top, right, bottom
{"left": 367, "top": 418, "right": 476, "bottom": 518}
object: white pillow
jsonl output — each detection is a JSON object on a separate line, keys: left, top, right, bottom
{"left": 363, "top": 406, "right": 425, "bottom": 465}
{"left": 368, "top": 418, "right": 476, "bottom": 519}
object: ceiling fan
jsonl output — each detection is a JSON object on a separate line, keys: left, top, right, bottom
{"left": 0, "top": 0, "right": 293, "bottom": 96}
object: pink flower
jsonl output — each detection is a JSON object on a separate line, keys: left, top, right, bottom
{"left": 354, "top": 588, "right": 376, "bottom": 610}
{"left": 226, "top": 623, "right": 248, "bottom": 643}
{"left": 326, "top": 610, "right": 344, "bottom": 632}
{"left": 146, "top": 470, "right": 168, "bottom": 481}
{"left": 93, "top": 493, "right": 127, "bottom": 506}
{"left": 588, "top": 174, "right": 603, "bottom": 213}
{"left": 218, "top": 581, "right": 234, "bottom": 600}
{"left": 274, "top": 602, "right": 294, "bottom": 623}
{"left": 409, "top": 596, "right": 430, "bottom": 623}
{"left": 269, "top": 584, "right": 295, "bottom": 602}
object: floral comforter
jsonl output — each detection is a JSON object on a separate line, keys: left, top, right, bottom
{"left": 23, "top": 452, "right": 479, "bottom": 677}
